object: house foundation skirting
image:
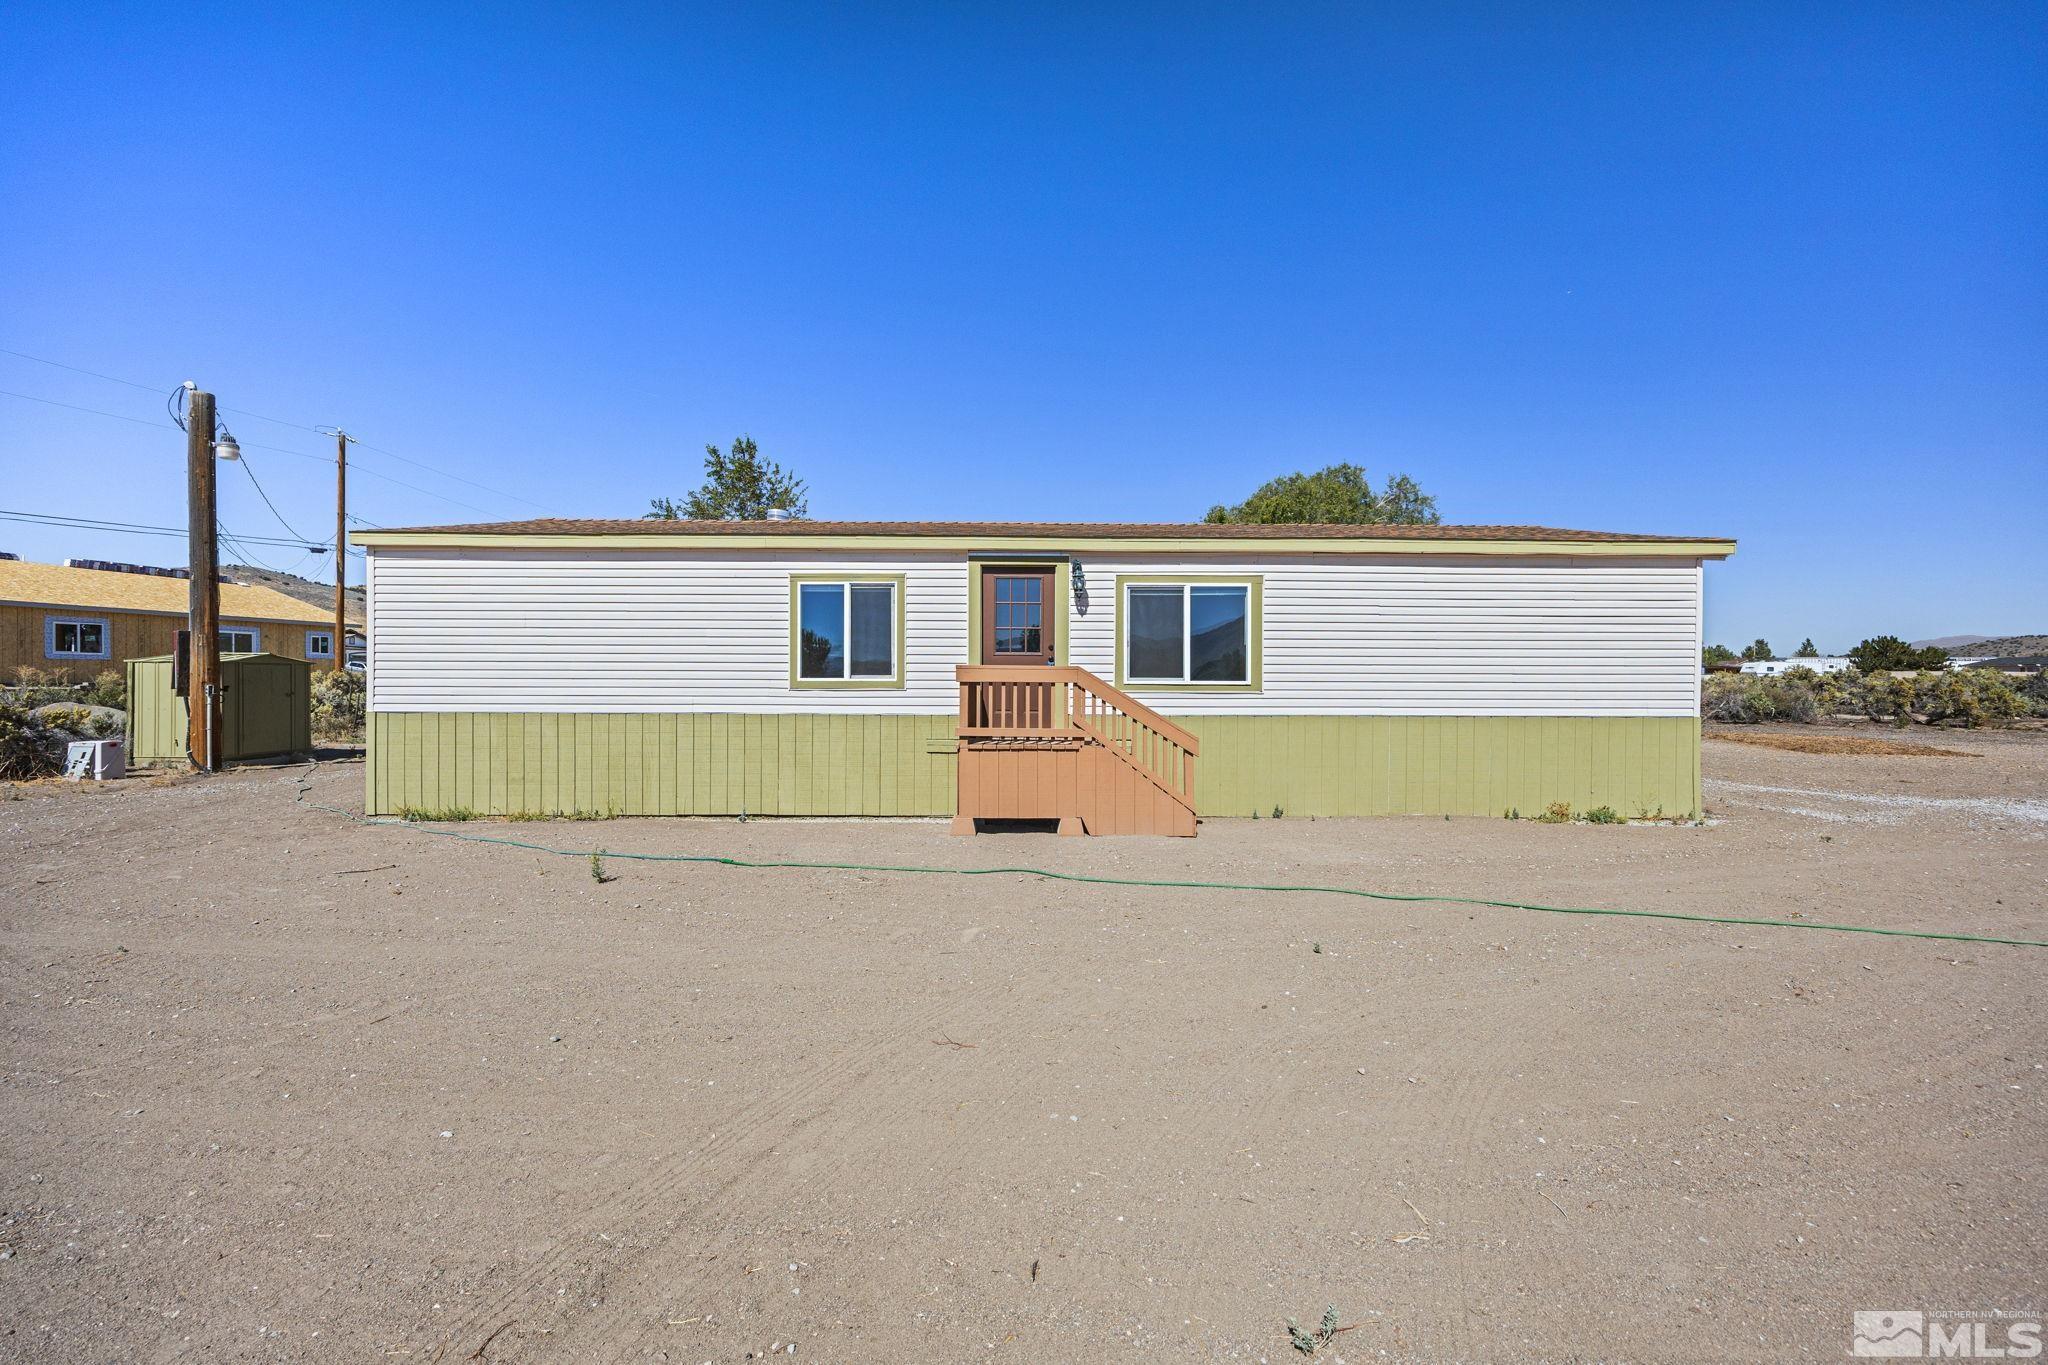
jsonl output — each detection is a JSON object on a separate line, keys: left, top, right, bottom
{"left": 365, "top": 713, "right": 1700, "bottom": 820}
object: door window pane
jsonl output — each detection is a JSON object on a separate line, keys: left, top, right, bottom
{"left": 992, "top": 576, "right": 1044, "bottom": 655}
{"left": 1189, "top": 586, "right": 1249, "bottom": 682}
{"left": 1127, "top": 586, "right": 1184, "bottom": 680}
{"left": 849, "top": 583, "right": 895, "bottom": 677}
{"left": 798, "top": 583, "right": 845, "bottom": 678}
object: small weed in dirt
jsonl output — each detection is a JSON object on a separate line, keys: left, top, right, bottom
{"left": 1534, "top": 801, "right": 1572, "bottom": 824}
{"left": 589, "top": 852, "right": 615, "bottom": 884}
{"left": 564, "top": 807, "right": 616, "bottom": 821}
{"left": 1503, "top": 806, "right": 1520, "bottom": 820}
{"left": 1583, "top": 805, "right": 1623, "bottom": 825}
{"left": 1271, "top": 805, "right": 1285, "bottom": 819}
{"left": 395, "top": 804, "right": 479, "bottom": 822}
{"left": 1287, "top": 1305, "right": 1341, "bottom": 1356}
{"left": 505, "top": 810, "right": 549, "bottom": 822}
{"left": 1311, "top": 941, "right": 1324, "bottom": 955}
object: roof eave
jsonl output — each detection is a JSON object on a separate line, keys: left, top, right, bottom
{"left": 351, "top": 529, "right": 1736, "bottom": 558}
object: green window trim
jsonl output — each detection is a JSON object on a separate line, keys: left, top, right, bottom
{"left": 966, "top": 559, "right": 1070, "bottom": 666}
{"left": 1112, "top": 573, "right": 1263, "bottom": 692}
{"left": 788, "top": 573, "right": 908, "bottom": 690}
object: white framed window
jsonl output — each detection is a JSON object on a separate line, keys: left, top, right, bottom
{"left": 306, "top": 630, "right": 334, "bottom": 659}
{"left": 220, "top": 624, "right": 262, "bottom": 653}
{"left": 1119, "top": 579, "right": 1259, "bottom": 687}
{"left": 791, "top": 575, "right": 904, "bottom": 688}
{"left": 45, "top": 615, "right": 111, "bottom": 660}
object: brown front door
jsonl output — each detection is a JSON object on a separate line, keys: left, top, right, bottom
{"left": 982, "top": 568, "right": 1055, "bottom": 665}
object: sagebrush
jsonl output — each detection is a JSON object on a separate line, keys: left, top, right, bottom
{"left": 0, "top": 703, "right": 63, "bottom": 780}
{"left": 1705, "top": 666, "right": 2033, "bottom": 729}
{"left": 312, "top": 668, "right": 366, "bottom": 742}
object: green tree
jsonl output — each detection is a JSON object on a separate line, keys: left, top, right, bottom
{"left": 647, "top": 436, "right": 808, "bottom": 521}
{"left": 1794, "top": 638, "right": 1820, "bottom": 657}
{"left": 1848, "top": 635, "right": 1950, "bottom": 673}
{"left": 1204, "top": 462, "right": 1440, "bottom": 525}
{"left": 1703, "top": 644, "right": 1737, "bottom": 666}
{"left": 1741, "top": 638, "right": 1774, "bottom": 662}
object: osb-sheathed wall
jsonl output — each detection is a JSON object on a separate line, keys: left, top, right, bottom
{"left": 365, "top": 712, "right": 1701, "bottom": 820}
{"left": 0, "top": 605, "right": 317, "bottom": 683}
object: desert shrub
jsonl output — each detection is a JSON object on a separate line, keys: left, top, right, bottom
{"left": 1582, "top": 805, "right": 1624, "bottom": 824}
{"left": 2016, "top": 672, "right": 2048, "bottom": 719}
{"left": 1535, "top": 801, "right": 1572, "bottom": 824}
{"left": 1912, "top": 668, "right": 2024, "bottom": 728}
{"left": 81, "top": 669, "right": 126, "bottom": 710}
{"left": 311, "top": 667, "right": 366, "bottom": 741}
{"left": 5, "top": 666, "right": 80, "bottom": 709}
{"left": 1814, "top": 668, "right": 1913, "bottom": 722}
{"left": 0, "top": 703, "right": 63, "bottom": 780}
{"left": 1702, "top": 672, "right": 1819, "bottom": 723}
{"left": 35, "top": 704, "right": 96, "bottom": 735}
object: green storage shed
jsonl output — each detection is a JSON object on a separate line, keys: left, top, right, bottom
{"left": 126, "top": 652, "right": 313, "bottom": 766}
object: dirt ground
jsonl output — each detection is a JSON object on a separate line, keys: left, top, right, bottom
{"left": 3, "top": 725, "right": 2044, "bottom": 1363}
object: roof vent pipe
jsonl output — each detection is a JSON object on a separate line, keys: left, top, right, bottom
{"left": 765, "top": 508, "right": 790, "bottom": 521}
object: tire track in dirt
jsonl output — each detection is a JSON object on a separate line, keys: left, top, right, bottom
{"left": 1351, "top": 994, "right": 1527, "bottom": 1362}
{"left": 415, "top": 992, "right": 962, "bottom": 1359}
{"left": 581, "top": 962, "right": 1075, "bottom": 1361}
{"left": 418, "top": 963, "right": 1066, "bottom": 1362}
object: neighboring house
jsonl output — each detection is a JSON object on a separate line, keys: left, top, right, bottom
{"left": 0, "top": 558, "right": 346, "bottom": 682}
{"left": 352, "top": 519, "right": 1736, "bottom": 829}
{"left": 1740, "top": 657, "right": 1853, "bottom": 676}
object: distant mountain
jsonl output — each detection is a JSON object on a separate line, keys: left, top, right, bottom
{"left": 1961, "top": 634, "right": 2048, "bottom": 657}
{"left": 226, "top": 564, "right": 365, "bottom": 625}
{"left": 1912, "top": 634, "right": 1994, "bottom": 650}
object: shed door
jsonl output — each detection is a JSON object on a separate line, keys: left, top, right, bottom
{"left": 231, "top": 660, "right": 296, "bottom": 757}
{"left": 982, "top": 569, "right": 1054, "bottom": 665}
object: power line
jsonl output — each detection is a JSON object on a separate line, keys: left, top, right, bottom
{"left": 1, "top": 346, "right": 550, "bottom": 511}
{"left": 348, "top": 437, "right": 552, "bottom": 510}
{"left": 0, "top": 347, "right": 164, "bottom": 393}
{"left": 233, "top": 451, "right": 316, "bottom": 543}
{"left": 0, "top": 387, "right": 172, "bottom": 429}
{"left": 0, "top": 507, "right": 328, "bottom": 550}
{"left": 0, "top": 388, "right": 497, "bottom": 516}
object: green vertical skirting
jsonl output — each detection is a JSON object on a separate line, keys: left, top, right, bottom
{"left": 365, "top": 712, "right": 1700, "bottom": 820}
{"left": 366, "top": 712, "right": 962, "bottom": 817}
{"left": 1182, "top": 715, "right": 1700, "bottom": 819}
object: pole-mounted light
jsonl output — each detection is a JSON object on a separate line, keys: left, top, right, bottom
{"left": 213, "top": 425, "right": 241, "bottom": 461}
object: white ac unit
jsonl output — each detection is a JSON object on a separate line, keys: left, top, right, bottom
{"left": 64, "top": 739, "right": 126, "bottom": 781}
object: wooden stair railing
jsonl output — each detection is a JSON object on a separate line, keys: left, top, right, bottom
{"left": 954, "top": 665, "right": 1199, "bottom": 836}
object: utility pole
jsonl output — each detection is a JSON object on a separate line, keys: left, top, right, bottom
{"left": 184, "top": 387, "right": 222, "bottom": 771}
{"left": 333, "top": 428, "right": 351, "bottom": 670}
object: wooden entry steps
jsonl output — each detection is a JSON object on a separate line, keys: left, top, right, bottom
{"left": 952, "top": 665, "right": 1200, "bottom": 836}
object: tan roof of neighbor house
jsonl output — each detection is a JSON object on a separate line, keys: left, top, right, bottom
{"left": 359, "top": 519, "right": 1733, "bottom": 546}
{"left": 0, "top": 559, "right": 334, "bottom": 624}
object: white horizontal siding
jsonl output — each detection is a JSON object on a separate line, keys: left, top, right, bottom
{"left": 369, "top": 546, "right": 1705, "bottom": 717}
{"left": 368, "top": 549, "right": 966, "bottom": 714}
{"left": 1068, "top": 553, "right": 1703, "bottom": 716}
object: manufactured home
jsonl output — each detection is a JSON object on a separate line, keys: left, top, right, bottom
{"left": 353, "top": 520, "right": 1734, "bottom": 833}
{"left": 0, "top": 558, "right": 351, "bottom": 682}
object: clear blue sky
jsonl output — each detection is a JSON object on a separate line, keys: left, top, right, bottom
{"left": 3, "top": 3, "right": 2042, "bottom": 652}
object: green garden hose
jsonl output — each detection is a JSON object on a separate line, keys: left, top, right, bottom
{"left": 292, "top": 779, "right": 2048, "bottom": 951}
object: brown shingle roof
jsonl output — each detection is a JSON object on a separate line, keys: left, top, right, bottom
{"left": 363, "top": 518, "right": 1728, "bottom": 543}
{"left": 0, "top": 560, "right": 333, "bottom": 623}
